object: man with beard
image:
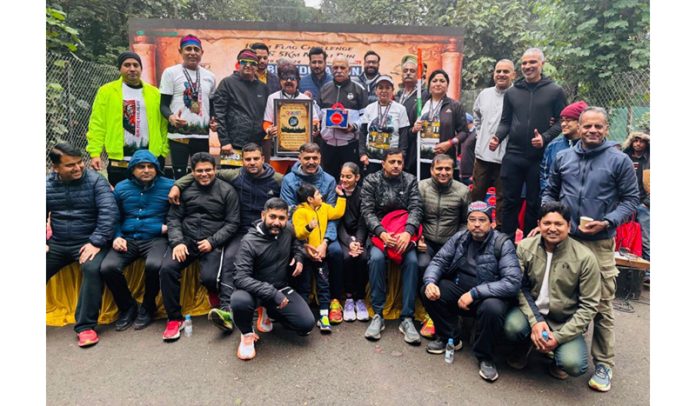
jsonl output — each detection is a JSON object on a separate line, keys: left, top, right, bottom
{"left": 159, "top": 34, "right": 217, "bottom": 179}
{"left": 251, "top": 42, "right": 281, "bottom": 93}
{"left": 231, "top": 197, "right": 313, "bottom": 360}
{"left": 355, "top": 50, "right": 381, "bottom": 105}
{"left": 299, "top": 47, "right": 333, "bottom": 103}
{"left": 168, "top": 143, "right": 283, "bottom": 332}
{"left": 214, "top": 49, "right": 270, "bottom": 166}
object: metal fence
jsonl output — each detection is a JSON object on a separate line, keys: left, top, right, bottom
{"left": 460, "top": 70, "right": 650, "bottom": 142}
{"left": 46, "top": 52, "right": 119, "bottom": 169}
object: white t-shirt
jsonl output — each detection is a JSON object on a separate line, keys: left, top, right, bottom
{"left": 159, "top": 65, "right": 216, "bottom": 139}
{"left": 122, "top": 83, "right": 149, "bottom": 160}
{"left": 360, "top": 101, "right": 410, "bottom": 163}
{"left": 535, "top": 251, "right": 553, "bottom": 316}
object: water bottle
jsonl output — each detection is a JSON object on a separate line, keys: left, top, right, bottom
{"left": 184, "top": 314, "right": 193, "bottom": 337}
{"left": 445, "top": 338, "right": 455, "bottom": 364}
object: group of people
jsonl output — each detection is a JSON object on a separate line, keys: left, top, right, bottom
{"left": 46, "top": 36, "right": 650, "bottom": 393}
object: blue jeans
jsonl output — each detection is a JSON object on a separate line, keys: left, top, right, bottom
{"left": 636, "top": 204, "right": 650, "bottom": 260}
{"left": 504, "top": 307, "right": 589, "bottom": 377}
{"left": 367, "top": 245, "right": 418, "bottom": 319}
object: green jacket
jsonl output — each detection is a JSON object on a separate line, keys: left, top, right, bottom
{"left": 515, "top": 235, "right": 601, "bottom": 344}
{"left": 86, "top": 77, "right": 168, "bottom": 160}
{"left": 418, "top": 178, "right": 470, "bottom": 245}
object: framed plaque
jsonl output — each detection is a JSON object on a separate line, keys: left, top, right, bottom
{"left": 274, "top": 98, "right": 313, "bottom": 157}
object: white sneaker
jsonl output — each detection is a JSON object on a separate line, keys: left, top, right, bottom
{"left": 237, "top": 332, "right": 259, "bottom": 360}
{"left": 343, "top": 299, "right": 357, "bottom": 322}
{"left": 356, "top": 299, "right": 370, "bottom": 321}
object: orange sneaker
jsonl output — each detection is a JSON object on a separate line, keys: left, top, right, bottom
{"left": 329, "top": 299, "right": 343, "bottom": 324}
{"left": 420, "top": 315, "right": 436, "bottom": 339}
{"left": 77, "top": 329, "right": 99, "bottom": 348}
{"left": 256, "top": 307, "right": 273, "bottom": 333}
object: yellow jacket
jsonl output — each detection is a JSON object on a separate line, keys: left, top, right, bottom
{"left": 293, "top": 197, "right": 346, "bottom": 247}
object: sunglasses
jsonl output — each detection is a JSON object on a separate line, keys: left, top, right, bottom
{"left": 239, "top": 60, "right": 258, "bottom": 67}
{"left": 281, "top": 75, "right": 298, "bottom": 81}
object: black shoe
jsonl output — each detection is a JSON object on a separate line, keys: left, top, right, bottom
{"left": 115, "top": 303, "right": 138, "bottom": 331}
{"left": 133, "top": 305, "right": 154, "bottom": 330}
{"left": 426, "top": 337, "right": 463, "bottom": 354}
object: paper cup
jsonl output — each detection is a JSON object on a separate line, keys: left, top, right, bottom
{"left": 579, "top": 216, "right": 593, "bottom": 227}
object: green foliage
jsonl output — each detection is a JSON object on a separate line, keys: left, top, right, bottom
{"left": 46, "top": 5, "right": 84, "bottom": 56}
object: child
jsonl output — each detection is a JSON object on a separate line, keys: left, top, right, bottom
{"left": 293, "top": 183, "right": 346, "bottom": 333}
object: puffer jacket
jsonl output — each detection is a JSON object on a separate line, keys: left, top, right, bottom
{"left": 175, "top": 163, "right": 282, "bottom": 230}
{"left": 280, "top": 161, "right": 337, "bottom": 241}
{"left": 293, "top": 198, "right": 346, "bottom": 247}
{"left": 495, "top": 76, "right": 567, "bottom": 160}
{"left": 542, "top": 140, "right": 640, "bottom": 241}
{"left": 113, "top": 150, "right": 174, "bottom": 240}
{"left": 515, "top": 235, "right": 601, "bottom": 344}
{"left": 423, "top": 229, "right": 521, "bottom": 301}
{"left": 46, "top": 169, "right": 118, "bottom": 247}
{"left": 233, "top": 221, "right": 305, "bottom": 305}
{"left": 539, "top": 136, "right": 578, "bottom": 193}
{"left": 418, "top": 177, "right": 470, "bottom": 245}
{"left": 167, "top": 178, "right": 240, "bottom": 249}
{"left": 360, "top": 170, "right": 423, "bottom": 237}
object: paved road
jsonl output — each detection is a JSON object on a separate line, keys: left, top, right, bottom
{"left": 47, "top": 290, "right": 649, "bottom": 405}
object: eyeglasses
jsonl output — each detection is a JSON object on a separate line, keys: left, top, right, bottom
{"left": 281, "top": 75, "right": 298, "bottom": 81}
{"left": 239, "top": 60, "right": 258, "bottom": 67}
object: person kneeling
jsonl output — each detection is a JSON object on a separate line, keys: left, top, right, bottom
{"left": 231, "top": 198, "right": 314, "bottom": 360}
{"left": 421, "top": 201, "right": 521, "bottom": 382}
{"left": 504, "top": 202, "right": 600, "bottom": 380}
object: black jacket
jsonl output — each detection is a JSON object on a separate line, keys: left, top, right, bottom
{"left": 167, "top": 178, "right": 240, "bottom": 249}
{"left": 423, "top": 229, "right": 521, "bottom": 302}
{"left": 233, "top": 221, "right": 305, "bottom": 305}
{"left": 213, "top": 73, "right": 269, "bottom": 148}
{"left": 360, "top": 170, "right": 423, "bottom": 237}
{"left": 495, "top": 76, "right": 567, "bottom": 160}
{"left": 411, "top": 96, "right": 470, "bottom": 163}
{"left": 338, "top": 185, "right": 368, "bottom": 246}
{"left": 46, "top": 169, "right": 118, "bottom": 247}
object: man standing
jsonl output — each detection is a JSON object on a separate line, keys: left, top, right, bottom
{"left": 421, "top": 201, "right": 520, "bottom": 382}
{"left": 159, "top": 35, "right": 217, "bottom": 179}
{"left": 622, "top": 131, "right": 650, "bottom": 261}
{"left": 214, "top": 49, "right": 269, "bottom": 164}
{"left": 46, "top": 143, "right": 118, "bottom": 347}
{"left": 317, "top": 55, "right": 368, "bottom": 179}
{"left": 417, "top": 154, "right": 470, "bottom": 338}
{"left": 396, "top": 54, "right": 429, "bottom": 175}
{"left": 251, "top": 42, "right": 281, "bottom": 93}
{"left": 355, "top": 50, "right": 381, "bottom": 105}
{"left": 299, "top": 47, "right": 332, "bottom": 103}
{"left": 542, "top": 106, "right": 640, "bottom": 392}
{"left": 231, "top": 198, "right": 314, "bottom": 360}
{"left": 87, "top": 51, "right": 168, "bottom": 186}
{"left": 99, "top": 150, "right": 174, "bottom": 331}
{"left": 361, "top": 148, "right": 423, "bottom": 345}
{"left": 504, "top": 202, "right": 601, "bottom": 380}
{"left": 471, "top": 60, "right": 515, "bottom": 206}
{"left": 539, "top": 100, "right": 588, "bottom": 192}
{"left": 159, "top": 152, "right": 240, "bottom": 342}
{"left": 169, "top": 143, "right": 283, "bottom": 332}
{"left": 490, "top": 49, "right": 567, "bottom": 237}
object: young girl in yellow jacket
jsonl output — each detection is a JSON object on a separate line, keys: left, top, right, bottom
{"left": 292, "top": 183, "right": 346, "bottom": 333}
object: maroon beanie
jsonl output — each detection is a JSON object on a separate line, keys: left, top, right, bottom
{"left": 560, "top": 101, "right": 588, "bottom": 120}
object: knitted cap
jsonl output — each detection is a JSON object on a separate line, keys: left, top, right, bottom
{"left": 467, "top": 201, "right": 493, "bottom": 221}
{"left": 117, "top": 51, "right": 141, "bottom": 68}
{"left": 560, "top": 100, "right": 588, "bottom": 120}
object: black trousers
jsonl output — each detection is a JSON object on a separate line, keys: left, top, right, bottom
{"left": 46, "top": 240, "right": 107, "bottom": 333}
{"left": 499, "top": 153, "right": 541, "bottom": 238}
{"left": 169, "top": 138, "right": 210, "bottom": 180}
{"left": 420, "top": 279, "right": 510, "bottom": 362}
{"left": 219, "top": 232, "right": 246, "bottom": 312}
{"left": 320, "top": 139, "right": 359, "bottom": 180}
{"left": 230, "top": 289, "right": 315, "bottom": 335}
{"left": 100, "top": 237, "right": 168, "bottom": 314}
{"left": 159, "top": 246, "right": 223, "bottom": 320}
{"left": 326, "top": 240, "right": 368, "bottom": 300}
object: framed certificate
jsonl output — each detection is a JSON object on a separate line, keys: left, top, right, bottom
{"left": 274, "top": 99, "right": 313, "bottom": 157}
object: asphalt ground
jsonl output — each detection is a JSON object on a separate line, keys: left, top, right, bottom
{"left": 47, "top": 289, "right": 649, "bottom": 405}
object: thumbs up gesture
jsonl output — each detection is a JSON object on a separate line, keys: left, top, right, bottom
{"left": 531, "top": 129, "right": 544, "bottom": 149}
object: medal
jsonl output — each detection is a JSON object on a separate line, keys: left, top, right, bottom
{"left": 182, "top": 65, "right": 201, "bottom": 115}
{"left": 190, "top": 101, "right": 200, "bottom": 114}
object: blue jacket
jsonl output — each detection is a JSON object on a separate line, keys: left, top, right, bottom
{"left": 46, "top": 169, "right": 118, "bottom": 247}
{"left": 280, "top": 161, "right": 337, "bottom": 241}
{"left": 540, "top": 136, "right": 577, "bottom": 193}
{"left": 113, "top": 150, "right": 174, "bottom": 240}
{"left": 230, "top": 164, "right": 283, "bottom": 230}
{"left": 299, "top": 70, "right": 333, "bottom": 103}
{"left": 542, "top": 140, "right": 640, "bottom": 241}
{"left": 423, "top": 229, "right": 521, "bottom": 301}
